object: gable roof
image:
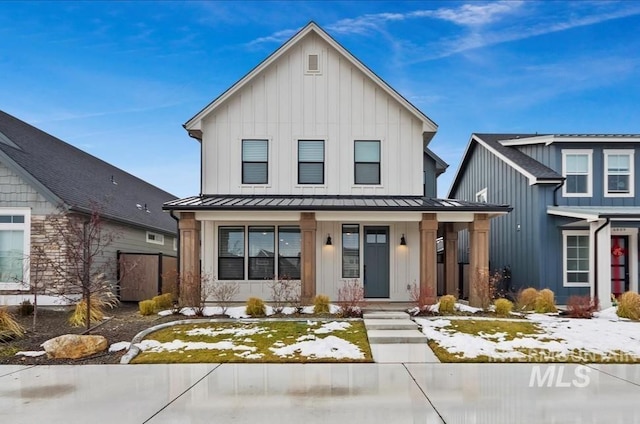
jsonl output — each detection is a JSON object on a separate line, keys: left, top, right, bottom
{"left": 184, "top": 21, "right": 437, "bottom": 140}
{"left": 0, "top": 110, "right": 177, "bottom": 234}
{"left": 424, "top": 146, "right": 448, "bottom": 176}
{"left": 448, "top": 133, "right": 563, "bottom": 197}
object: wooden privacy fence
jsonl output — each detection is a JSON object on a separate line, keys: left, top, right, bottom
{"left": 118, "top": 252, "right": 178, "bottom": 302}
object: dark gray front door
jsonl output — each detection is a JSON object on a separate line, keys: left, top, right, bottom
{"left": 364, "top": 226, "right": 389, "bottom": 298}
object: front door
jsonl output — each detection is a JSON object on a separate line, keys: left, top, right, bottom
{"left": 364, "top": 226, "right": 389, "bottom": 298}
{"left": 611, "top": 235, "right": 630, "bottom": 296}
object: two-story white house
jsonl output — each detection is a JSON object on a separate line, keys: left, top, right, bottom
{"left": 164, "top": 22, "right": 510, "bottom": 306}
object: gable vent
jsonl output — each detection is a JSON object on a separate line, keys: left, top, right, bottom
{"left": 306, "top": 53, "right": 321, "bottom": 74}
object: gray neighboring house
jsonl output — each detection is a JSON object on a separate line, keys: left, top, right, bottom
{"left": 449, "top": 133, "right": 640, "bottom": 308}
{"left": 0, "top": 110, "right": 178, "bottom": 305}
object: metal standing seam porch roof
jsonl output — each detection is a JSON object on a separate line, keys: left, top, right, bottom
{"left": 164, "top": 195, "right": 512, "bottom": 213}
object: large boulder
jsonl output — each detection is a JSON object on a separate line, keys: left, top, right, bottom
{"left": 42, "top": 334, "right": 108, "bottom": 359}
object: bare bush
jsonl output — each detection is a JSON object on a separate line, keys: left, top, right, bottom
{"left": 566, "top": 295, "right": 599, "bottom": 319}
{"left": 409, "top": 282, "right": 436, "bottom": 312}
{"left": 473, "top": 268, "right": 497, "bottom": 310}
{"left": 180, "top": 272, "right": 213, "bottom": 316}
{"left": 210, "top": 281, "right": 240, "bottom": 315}
{"left": 337, "top": 279, "right": 365, "bottom": 317}
{"left": 268, "top": 277, "right": 301, "bottom": 314}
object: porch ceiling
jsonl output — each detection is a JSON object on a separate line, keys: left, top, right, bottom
{"left": 164, "top": 194, "right": 511, "bottom": 216}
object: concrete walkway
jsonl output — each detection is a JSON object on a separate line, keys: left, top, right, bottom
{"left": 2, "top": 363, "right": 640, "bottom": 423}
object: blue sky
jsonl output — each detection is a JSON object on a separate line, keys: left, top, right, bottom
{"left": 1, "top": 1, "right": 639, "bottom": 198}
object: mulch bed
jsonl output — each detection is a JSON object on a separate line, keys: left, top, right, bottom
{"left": 0, "top": 302, "right": 183, "bottom": 365}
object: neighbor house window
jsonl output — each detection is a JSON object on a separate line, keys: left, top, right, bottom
{"left": 562, "top": 150, "right": 592, "bottom": 196}
{"left": 0, "top": 209, "right": 30, "bottom": 287}
{"left": 219, "top": 227, "right": 245, "bottom": 280}
{"left": 248, "top": 226, "right": 274, "bottom": 280}
{"left": 242, "top": 139, "right": 268, "bottom": 184}
{"left": 146, "top": 231, "right": 164, "bottom": 245}
{"left": 476, "top": 188, "right": 488, "bottom": 203}
{"left": 563, "top": 230, "right": 590, "bottom": 287}
{"left": 354, "top": 140, "right": 380, "bottom": 185}
{"left": 278, "top": 227, "right": 301, "bottom": 279}
{"left": 604, "top": 150, "right": 634, "bottom": 197}
{"left": 342, "top": 224, "right": 360, "bottom": 278}
{"left": 298, "top": 140, "right": 325, "bottom": 184}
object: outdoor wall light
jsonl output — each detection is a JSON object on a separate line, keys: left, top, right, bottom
{"left": 326, "top": 234, "right": 332, "bottom": 245}
{"left": 400, "top": 234, "right": 407, "bottom": 246}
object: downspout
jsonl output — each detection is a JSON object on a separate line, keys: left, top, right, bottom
{"left": 170, "top": 210, "right": 181, "bottom": 298}
{"left": 553, "top": 180, "right": 565, "bottom": 207}
{"left": 593, "top": 218, "right": 610, "bottom": 303}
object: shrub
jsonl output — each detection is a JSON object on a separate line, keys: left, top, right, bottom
{"left": 473, "top": 268, "right": 497, "bottom": 310}
{"left": 0, "top": 307, "right": 25, "bottom": 341}
{"left": 517, "top": 288, "right": 538, "bottom": 311}
{"left": 269, "top": 277, "right": 299, "bottom": 314}
{"left": 246, "top": 297, "right": 266, "bottom": 317}
{"left": 438, "top": 294, "right": 456, "bottom": 314}
{"left": 567, "top": 295, "right": 599, "bottom": 319}
{"left": 409, "top": 283, "right": 436, "bottom": 311}
{"left": 153, "top": 293, "right": 174, "bottom": 310}
{"left": 139, "top": 299, "right": 156, "bottom": 316}
{"left": 494, "top": 298, "right": 514, "bottom": 317}
{"left": 68, "top": 293, "right": 118, "bottom": 327}
{"left": 617, "top": 291, "right": 640, "bottom": 320}
{"left": 534, "top": 289, "right": 558, "bottom": 313}
{"left": 18, "top": 299, "right": 34, "bottom": 316}
{"left": 337, "top": 279, "right": 365, "bottom": 317}
{"left": 313, "top": 294, "right": 331, "bottom": 314}
{"left": 210, "top": 281, "right": 240, "bottom": 315}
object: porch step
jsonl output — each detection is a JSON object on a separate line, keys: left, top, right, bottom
{"left": 362, "top": 311, "right": 410, "bottom": 320}
{"left": 367, "top": 329, "right": 428, "bottom": 344}
{"left": 365, "top": 319, "right": 420, "bottom": 331}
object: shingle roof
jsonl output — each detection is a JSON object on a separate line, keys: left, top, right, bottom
{"left": 473, "top": 134, "right": 562, "bottom": 180}
{"left": 0, "top": 110, "right": 177, "bottom": 234}
{"left": 164, "top": 194, "right": 511, "bottom": 213}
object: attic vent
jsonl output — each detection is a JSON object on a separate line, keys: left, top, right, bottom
{"left": 306, "top": 53, "right": 321, "bottom": 74}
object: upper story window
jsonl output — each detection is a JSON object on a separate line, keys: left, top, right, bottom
{"left": 354, "top": 140, "right": 380, "bottom": 185}
{"left": 604, "top": 150, "right": 634, "bottom": 197}
{"left": 146, "top": 231, "right": 164, "bottom": 245}
{"left": 562, "top": 150, "right": 592, "bottom": 197}
{"left": 298, "top": 140, "right": 325, "bottom": 184}
{"left": 476, "top": 188, "right": 488, "bottom": 203}
{"left": 242, "top": 139, "right": 268, "bottom": 184}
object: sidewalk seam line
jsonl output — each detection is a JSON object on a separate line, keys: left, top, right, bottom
{"left": 584, "top": 364, "right": 640, "bottom": 388}
{"left": 402, "top": 363, "right": 447, "bottom": 424}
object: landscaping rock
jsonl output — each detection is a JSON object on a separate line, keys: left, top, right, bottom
{"left": 42, "top": 334, "right": 108, "bottom": 359}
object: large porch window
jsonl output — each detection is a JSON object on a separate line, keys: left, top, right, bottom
{"left": 563, "top": 230, "right": 590, "bottom": 287}
{"left": 0, "top": 209, "right": 30, "bottom": 288}
{"left": 218, "top": 225, "right": 300, "bottom": 280}
{"left": 342, "top": 224, "right": 360, "bottom": 278}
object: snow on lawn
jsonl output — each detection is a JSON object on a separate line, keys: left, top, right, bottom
{"left": 158, "top": 304, "right": 342, "bottom": 318}
{"left": 269, "top": 335, "right": 365, "bottom": 360}
{"left": 417, "top": 312, "right": 640, "bottom": 362}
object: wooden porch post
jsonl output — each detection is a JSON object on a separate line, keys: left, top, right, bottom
{"left": 469, "top": 213, "right": 490, "bottom": 307}
{"left": 444, "top": 223, "right": 459, "bottom": 296}
{"left": 178, "top": 212, "right": 201, "bottom": 305}
{"left": 300, "top": 212, "right": 317, "bottom": 303}
{"left": 419, "top": 213, "right": 438, "bottom": 297}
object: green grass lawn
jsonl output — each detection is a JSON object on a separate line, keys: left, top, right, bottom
{"left": 132, "top": 320, "right": 373, "bottom": 364}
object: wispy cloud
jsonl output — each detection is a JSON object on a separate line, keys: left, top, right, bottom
{"left": 245, "top": 28, "right": 300, "bottom": 48}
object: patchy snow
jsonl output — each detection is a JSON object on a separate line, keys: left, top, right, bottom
{"left": 136, "top": 339, "right": 257, "bottom": 353}
{"left": 314, "top": 321, "right": 351, "bottom": 334}
{"left": 184, "top": 326, "right": 268, "bottom": 338}
{"left": 15, "top": 351, "right": 46, "bottom": 357}
{"left": 417, "top": 311, "right": 640, "bottom": 361}
{"left": 109, "top": 341, "right": 131, "bottom": 352}
{"left": 301, "top": 304, "right": 342, "bottom": 314}
{"left": 269, "top": 335, "right": 365, "bottom": 360}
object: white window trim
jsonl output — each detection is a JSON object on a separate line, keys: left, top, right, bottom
{"left": 0, "top": 207, "right": 30, "bottom": 290}
{"left": 296, "top": 138, "right": 327, "bottom": 187}
{"left": 604, "top": 149, "right": 634, "bottom": 198}
{"left": 146, "top": 231, "right": 164, "bottom": 245}
{"left": 562, "top": 229, "right": 591, "bottom": 288}
{"left": 240, "top": 137, "right": 272, "bottom": 188}
{"left": 304, "top": 51, "right": 322, "bottom": 75}
{"left": 476, "top": 187, "right": 488, "bottom": 203}
{"left": 353, "top": 139, "right": 383, "bottom": 186}
{"left": 562, "top": 149, "right": 592, "bottom": 197}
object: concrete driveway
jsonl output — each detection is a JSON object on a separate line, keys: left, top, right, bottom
{"left": 1, "top": 363, "right": 640, "bottom": 423}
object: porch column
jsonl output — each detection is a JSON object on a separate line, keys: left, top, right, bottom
{"left": 300, "top": 212, "right": 317, "bottom": 303}
{"left": 469, "top": 213, "right": 490, "bottom": 307}
{"left": 444, "top": 223, "right": 459, "bottom": 296}
{"left": 419, "top": 213, "right": 438, "bottom": 297}
{"left": 179, "top": 212, "right": 201, "bottom": 304}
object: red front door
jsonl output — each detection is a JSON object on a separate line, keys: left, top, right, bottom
{"left": 611, "top": 235, "right": 630, "bottom": 297}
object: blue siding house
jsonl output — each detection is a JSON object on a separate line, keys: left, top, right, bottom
{"left": 449, "top": 133, "right": 640, "bottom": 308}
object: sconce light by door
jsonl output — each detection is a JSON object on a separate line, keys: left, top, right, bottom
{"left": 400, "top": 234, "right": 407, "bottom": 246}
{"left": 325, "top": 234, "right": 332, "bottom": 245}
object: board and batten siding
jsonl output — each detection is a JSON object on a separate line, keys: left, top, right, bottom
{"left": 201, "top": 32, "right": 425, "bottom": 196}
{"left": 451, "top": 142, "right": 544, "bottom": 292}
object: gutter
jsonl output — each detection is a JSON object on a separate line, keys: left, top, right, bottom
{"left": 593, "top": 218, "right": 610, "bottom": 303}
{"left": 552, "top": 180, "right": 565, "bottom": 207}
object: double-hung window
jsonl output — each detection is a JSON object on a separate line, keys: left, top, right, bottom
{"left": 562, "top": 150, "right": 592, "bottom": 197}
{"left": 218, "top": 227, "right": 245, "bottom": 280}
{"left": 342, "top": 224, "right": 360, "bottom": 278}
{"left": 605, "top": 150, "right": 634, "bottom": 197}
{"left": 563, "top": 230, "right": 590, "bottom": 287}
{"left": 242, "top": 139, "right": 268, "bottom": 184}
{"left": 0, "top": 209, "right": 30, "bottom": 288}
{"left": 354, "top": 140, "right": 380, "bottom": 185}
{"left": 278, "top": 227, "right": 301, "bottom": 279}
{"left": 248, "top": 226, "right": 274, "bottom": 280}
{"left": 298, "top": 140, "right": 324, "bottom": 184}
